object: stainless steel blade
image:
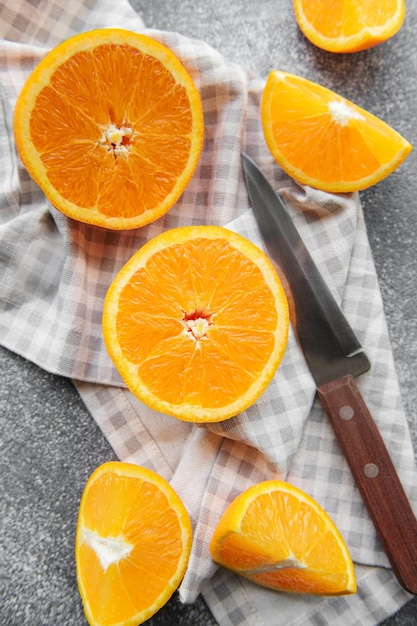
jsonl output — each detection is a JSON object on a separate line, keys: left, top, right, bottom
{"left": 241, "top": 152, "right": 370, "bottom": 387}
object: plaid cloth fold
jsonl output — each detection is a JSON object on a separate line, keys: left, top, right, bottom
{"left": 1, "top": 1, "right": 416, "bottom": 624}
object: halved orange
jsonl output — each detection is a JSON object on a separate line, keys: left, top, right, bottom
{"left": 75, "top": 462, "right": 192, "bottom": 626}
{"left": 210, "top": 480, "right": 356, "bottom": 596}
{"left": 13, "top": 29, "right": 204, "bottom": 230}
{"left": 261, "top": 70, "right": 412, "bottom": 192}
{"left": 102, "top": 225, "right": 289, "bottom": 423}
{"left": 293, "top": 0, "right": 406, "bottom": 53}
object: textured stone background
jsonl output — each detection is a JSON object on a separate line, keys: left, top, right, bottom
{"left": 1, "top": 1, "right": 416, "bottom": 625}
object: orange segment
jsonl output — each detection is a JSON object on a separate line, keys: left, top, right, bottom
{"left": 210, "top": 480, "right": 356, "bottom": 596}
{"left": 261, "top": 70, "right": 412, "bottom": 192}
{"left": 102, "top": 225, "right": 289, "bottom": 423}
{"left": 75, "top": 462, "right": 192, "bottom": 626}
{"left": 293, "top": 0, "right": 406, "bottom": 53}
{"left": 13, "top": 29, "right": 204, "bottom": 230}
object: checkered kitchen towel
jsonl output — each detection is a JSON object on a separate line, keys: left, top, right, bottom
{"left": 1, "top": 1, "right": 416, "bottom": 624}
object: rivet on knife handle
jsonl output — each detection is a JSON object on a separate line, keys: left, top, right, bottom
{"left": 318, "top": 375, "right": 417, "bottom": 594}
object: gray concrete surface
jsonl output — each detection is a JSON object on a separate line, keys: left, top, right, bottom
{"left": 1, "top": 1, "right": 417, "bottom": 624}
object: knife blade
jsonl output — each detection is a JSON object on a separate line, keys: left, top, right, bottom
{"left": 241, "top": 152, "right": 417, "bottom": 594}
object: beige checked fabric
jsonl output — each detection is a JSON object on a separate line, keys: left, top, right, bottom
{"left": 1, "top": 1, "right": 416, "bottom": 624}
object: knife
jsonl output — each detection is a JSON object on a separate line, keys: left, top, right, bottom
{"left": 241, "top": 152, "right": 417, "bottom": 594}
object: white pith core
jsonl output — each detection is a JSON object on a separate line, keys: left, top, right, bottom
{"left": 328, "top": 100, "right": 365, "bottom": 126}
{"left": 99, "top": 123, "right": 134, "bottom": 156}
{"left": 183, "top": 309, "right": 213, "bottom": 340}
{"left": 186, "top": 317, "right": 210, "bottom": 339}
{"left": 244, "top": 557, "right": 303, "bottom": 574}
{"left": 81, "top": 526, "right": 133, "bottom": 572}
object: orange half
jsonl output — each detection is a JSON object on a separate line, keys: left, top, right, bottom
{"left": 102, "top": 225, "right": 289, "bottom": 422}
{"left": 13, "top": 29, "right": 204, "bottom": 230}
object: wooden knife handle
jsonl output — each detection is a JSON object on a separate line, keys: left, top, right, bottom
{"left": 317, "top": 375, "right": 417, "bottom": 594}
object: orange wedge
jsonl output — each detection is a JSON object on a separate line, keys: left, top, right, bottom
{"left": 210, "top": 480, "right": 356, "bottom": 595}
{"left": 75, "top": 462, "right": 192, "bottom": 626}
{"left": 102, "top": 225, "right": 289, "bottom": 423}
{"left": 293, "top": 0, "right": 406, "bottom": 53}
{"left": 261, "top": 70, "right": 412, "bottom": 192}
{"left": 13, "top": 29, "right": 204, "bottom": 230}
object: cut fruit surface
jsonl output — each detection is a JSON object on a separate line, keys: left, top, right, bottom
{"left": 293, "top": 0, "right": 406, "bottom": 53}
{"left": 102, "top": 225, "right": 289, "bottom": 422}
{"left": 13, "top": 28, "right": 204, "bottom": 230}
{"left": 75, "top": 462, "right": 192, "bottom": 626}
{"left": 210, "top": 480, "right": 357, "bottom": 596}
{"left": 261, "top": 70, "right": 412, "bottom": 192}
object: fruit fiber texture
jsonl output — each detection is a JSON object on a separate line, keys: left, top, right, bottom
{"left": 261, "top": 70, "right": 412, "bottom": 193}
{"left": 210, "top": 480, "right": 357, "bottom": 596}
{"left": 293, "top": 0, "right": 406, "bottom": 53}
{"left": 75, "top": 462, "right": 192, "bottom": 626}
{"left": 13, "top": 29, "right": 204, "bottom": 230}
{"left": 102, "top": 225, "right": 289, "bottom": 423}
